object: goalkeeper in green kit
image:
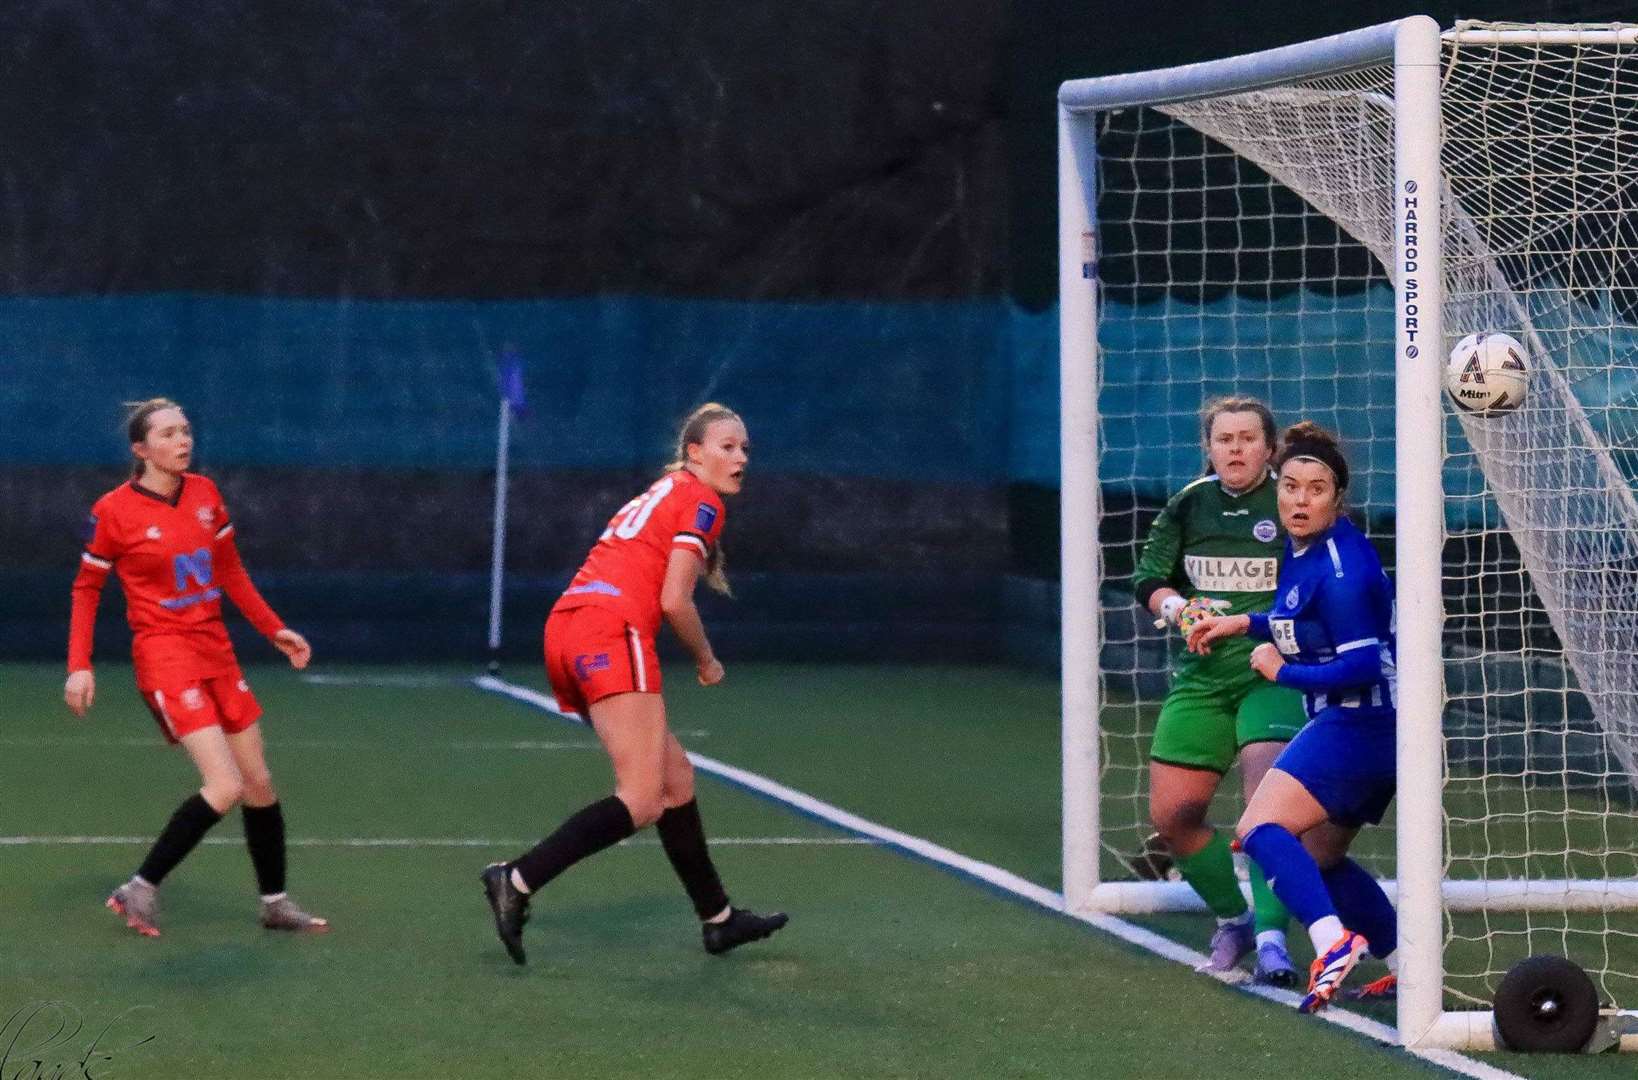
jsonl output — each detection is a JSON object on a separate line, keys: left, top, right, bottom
{"left": 1132, "top": 396, "right": 1307, "bottom": 985}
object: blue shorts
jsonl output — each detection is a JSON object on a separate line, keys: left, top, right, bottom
{"left": 1274, "top": 706, "right": 1396, "bottom": 828}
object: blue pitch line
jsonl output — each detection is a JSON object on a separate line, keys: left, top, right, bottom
{"left": 469, "top": 674, "right": 1521, "bottom": 1080}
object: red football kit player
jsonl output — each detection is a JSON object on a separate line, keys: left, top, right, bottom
{"left": 65, "top": 399, "right": 327, "bottom": 937}
{"left": 70, "top": 472, "right": 284, "bottom": 742}
{"left": 544, "top": 467, "right": 726, "bottom": 716}
{"left": 481, "top": 404, "right": 786, "bottom": 964}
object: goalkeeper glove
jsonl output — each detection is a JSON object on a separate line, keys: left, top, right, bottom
{"left": 1177, "top": 596, "right": 1231, "bottom": 637}
{"left": 1155, "top": 595, "right": 1231, "bottom": 635}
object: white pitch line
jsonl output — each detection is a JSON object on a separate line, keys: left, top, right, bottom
{"left": 472, "top": 673, "right": 1523, "bottom": 1080}
{"left": 300, "top": 673, "right": 471, "bottom": 688}
{"left": 0, "top": 835, "right": 878, "bottom": 848}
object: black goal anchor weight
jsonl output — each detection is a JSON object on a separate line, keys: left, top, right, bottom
{"left": 1493, "top": 955, "right": 1601, "bottom": 1053}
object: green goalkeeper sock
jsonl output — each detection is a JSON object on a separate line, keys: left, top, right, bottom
{"left": 1249, "top": 862, "right": 1291, "bottom": 935}
{"left": 1173, "top": 830, "right": 1249, "bottom": 920}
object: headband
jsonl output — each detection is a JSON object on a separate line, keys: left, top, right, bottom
{"left": 1283, "top": 447, "right": 1348, "bottom": 490}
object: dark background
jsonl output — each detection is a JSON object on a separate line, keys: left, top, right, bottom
{"left": 12, "top": 0, "right": 1625, "bottom": 307}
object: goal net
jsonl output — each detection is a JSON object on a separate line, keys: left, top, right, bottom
{"left": 1060, "top": 18, "right": 1638, "bottom": 1047}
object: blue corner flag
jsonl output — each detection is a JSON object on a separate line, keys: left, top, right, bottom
{"left": 497, "top": 346, "right": 528, "bottom": 417}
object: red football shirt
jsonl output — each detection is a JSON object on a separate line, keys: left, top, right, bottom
{"left": 68, "top": 474, "right": 285, "bottom": 690}
{"left": 552, "top": 469, "right": 726, "bottom": 635}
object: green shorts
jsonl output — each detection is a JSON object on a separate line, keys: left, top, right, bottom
{"left": 1149, "top": 670, "right": 1308, "bottom": 774}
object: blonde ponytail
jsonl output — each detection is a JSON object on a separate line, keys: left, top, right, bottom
{"left": 665, "top": 402, "right": 741, "bottom": 597}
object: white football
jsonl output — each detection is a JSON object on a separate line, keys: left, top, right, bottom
{"left": 1447, "top": 332, "right": 1529, "bottom": 415}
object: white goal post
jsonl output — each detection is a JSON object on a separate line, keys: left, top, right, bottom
{"left": 1059, "top": 16, "right": 1638, "bottom": 1050}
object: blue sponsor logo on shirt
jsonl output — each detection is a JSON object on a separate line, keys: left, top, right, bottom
{"left": 694, "top": 502, "right": 718, "bottom": 532}
{"left": 565, "top": 580, "right": 622, "bottom": 598}
{"left": 159, "top": 587, "right": 223, "bottom": 611}
{"left": 573, "top": 653, "right": 612, "bottom": 681}
{"left": 173, "top": 547, "right": 214, "bottom": 592}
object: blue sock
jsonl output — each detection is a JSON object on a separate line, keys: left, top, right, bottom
{"left": 1321, "top": 858, "right": 1397, "bottom": 957}
{"left": 1240, "top": 824, "right": 1336, "bottom": 928}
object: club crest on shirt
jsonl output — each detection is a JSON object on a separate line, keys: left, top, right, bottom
{"left": 1253, "top": 518, "right": 1278, "bottom": 543}
{"left": 1285, "top": 586, "right": 1301, "bottom": 609}
{"left": 236, "top": 679, "right": 250, "bottom": 692}
{"left": 196, "top": 505, "right": 216, "bottom": 528}
{"left": 145, "top": 526, "right": 162, "bottom": 540}
{"left": 180, "top": 687, "right": 206, "bottom": 711}
{"left": 694, "top": 502, "right": 718, "bottom": 532}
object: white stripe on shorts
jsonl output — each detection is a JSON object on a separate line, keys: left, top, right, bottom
{"left": 627, "top": 626, "right": 648, "bottom": 692}
{"left": 151, "top": 690, "right": 178, "bottom": 738}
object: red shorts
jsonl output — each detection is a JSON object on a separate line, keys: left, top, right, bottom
{"left": 141, "top": 671, "right": 262, "bottom": 744}
{"left": 545, "top": 606, "right": 661, "bottom": 718}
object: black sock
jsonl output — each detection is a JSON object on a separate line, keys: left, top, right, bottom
{"left": 656, "top": 799, "right": 730, "bottom": 920}
{"left": 242, "top": 802, "right": 287, "bottom": 897}
{"left": 509, "top": 795, "right": 636, "bottom": 893}
{"left": 136, "top": 793, "right": 223, "bottom": 886}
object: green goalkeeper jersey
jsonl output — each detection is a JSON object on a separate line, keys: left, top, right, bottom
{"left": 1133, "top": 471, "right": 1284, "bottom": 683}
